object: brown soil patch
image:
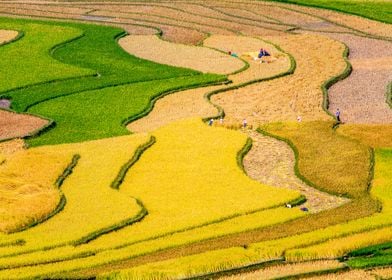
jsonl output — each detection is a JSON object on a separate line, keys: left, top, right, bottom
{"left": 119, "top": 35, "right": 245, "bottom": 74}
{"left": 0, "top": 110, "right": 49, "bottom": 141}
{"left": 244, "top": 130, "right": 348, "bottom": 213}
{"left": 0, "top": 29, "right": 18, "bottom": 44}
{"left": 220, "top": 260, "right": 345, "bottom": 280}
{"left": 211, "top": 34, "right": 346, "bottom": 126}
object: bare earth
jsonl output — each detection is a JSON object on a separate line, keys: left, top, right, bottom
{"left": 119, "top": 35, "right": 245, "bottom": 75}
{"left": 0, "top": 110, "right": 49, "bottom": 141}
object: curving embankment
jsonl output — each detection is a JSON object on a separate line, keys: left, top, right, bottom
{"left": 0, "top": 133, "right": 149, "bottom": 254}
{"left": 0, "top": 144, "right": 72, "bottom": 233}
{"left": 118, "top": 34, "right": 245, "bottom": 75}
{"left": 319, "top": 33, "right": 392, "bottom": 124}
{"left": 0, "top": 110, "right": 49, "bottom": 141}
{"left": 128, "top": 34, "right": 290, "bottom": 133}
{"left": 244, "top": 130, "right": 348, "bottom": 213}
{"left": 0, "top": 29, "right": 18, "bottom": 44}
{"left": 211, "top": 34, "right": 347, "bottom": 126}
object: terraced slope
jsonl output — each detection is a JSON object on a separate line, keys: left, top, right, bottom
{"left": 0, "top": 119, "right": 303, "bottom": 278}
{"left": 0, "top": 0, "right": 391, "bottom": 278}
{"left": 0, "top": 17, "right": 225, "bottom": 146}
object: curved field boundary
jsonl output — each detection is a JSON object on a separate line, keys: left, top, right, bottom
{"left": 75, "top": 2, "right": 290, "bottom": 33}
{"left": 203, "top": 37, "right": 296, "bottom": 122}
{"left": 8, "top": 154, "right": 80, "bottom": 233}
{"left": 216, "top": 260, "right": 347, "bottom": 280}
{"left": 0, "top": 109, "right": 50, "bottom": 143}
{"left": 111, "top": 136, "right": 156, "bottom": 190}
{"left": 0, "top": 17, "right": 97, "bottom": 94}
{"left": 118, "top": 35, "right": 246, "bottom": 75}
{"left": 276, "top": 3, "right": 392, "bottom": 40}
{"left": 265, "top": 0, "right": 392, "bottom": 25}
{"left": 0, "top": 29, "right": 20, "bottom": 46}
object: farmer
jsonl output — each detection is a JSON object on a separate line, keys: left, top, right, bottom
{"left": 208, "top": 119, "right": 214, "bottom": 126}
{"left": 228, "top": 51, "right": 238, "bottom": 57}
{"left": 258, "top": 48, "right": 271, "bottom": 59}
{"left": 242, "top": 118, "right": 247, "bottom": 128}
{"left": 335, "top": 108, "right": 341, "bottom": 122}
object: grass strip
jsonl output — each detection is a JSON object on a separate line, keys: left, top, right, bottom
{"left": 111, "top": 136, "right": 156, "bottom": 190}
{"left": 55, "top": 154, "right": 80, "bottom": 188}
{"left": 72, "top": 199, "right": 148, "bottom": 246}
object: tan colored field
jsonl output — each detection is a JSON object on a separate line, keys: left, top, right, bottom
{"left": 203, "top": 35, "right": 290, "bottom": 84}
{"left": 119, "top": 35, "right": 245, "bottom": 74}
{"left": 339, "top": 124, "right": 392, "bottom": 148}
{"left": 0, "top": 29, "right": 18, "bottom": 44}
{"left": 88, "top": 4, "right": 289, "bottom": 36}
{"left": 90, "top": 8, "right": 237, "bottom": 36}
{"left": 127, "top": 35, "right": 290, "bottom": 132}
{"left": 0, "top": 139, "right": 25, "bottom": 161}
{"left": 0, "top": 110, "right": 49, "bottom": 141}
{"left": 283, "top": 2, "right": 392, "bottom": 38}
{"left": 128, "top": 85, "right": 221, "bottom": 133}
{"left": 300, "top": 32, "right": 392, "bottom": 124}
{"left": 212, "top": 33, "right": 346, "bottom": 126}
{"left": 220, "top": 260, "right": 345, "bottom": 280}
{"left": 244, "top": 130, "right": 348, "bottom": 213}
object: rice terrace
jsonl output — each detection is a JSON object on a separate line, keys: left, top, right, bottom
{"left": 0, "top": 0, "right": 391, "bottom": 278}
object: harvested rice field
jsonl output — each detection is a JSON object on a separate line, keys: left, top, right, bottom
{"left": 0, "top": 111, "right": 49, "bottom": 141}
{"left": 0, "top": 29, "right": 17, "bottom": 44}
{"left": 0, "top": 0, "right": 391, "bottom": 279}
{"left": 118, "top": 35, "right": 245, "bottom": 75}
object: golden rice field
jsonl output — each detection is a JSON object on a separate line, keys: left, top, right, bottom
{"left": 0, "top": 0, "right": 391, "bottom": 278}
